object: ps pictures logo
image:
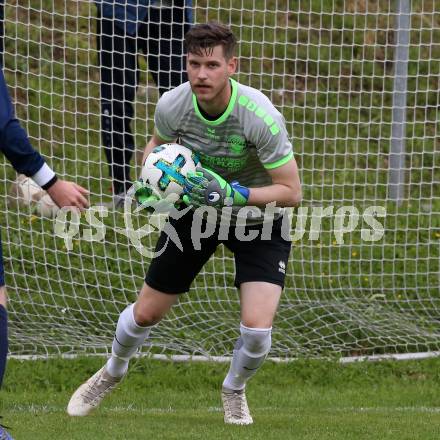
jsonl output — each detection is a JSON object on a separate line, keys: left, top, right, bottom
{"left": 54, "top": 180, "right": 387, "bottom": 258}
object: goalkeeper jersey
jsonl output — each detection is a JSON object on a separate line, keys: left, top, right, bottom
{"left": 154, "top": 78, "right": 294, "bottom": 224}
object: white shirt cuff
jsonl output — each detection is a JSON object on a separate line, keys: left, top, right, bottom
{"left": 32, "top": 163, "right": 56, "bottom": 188}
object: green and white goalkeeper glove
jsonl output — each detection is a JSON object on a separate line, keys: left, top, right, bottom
{"left": 130, "top": 180, "right": 179, "bottom": 213}
{"left": 182, "top": 167, "right": 250, "bottom": 209}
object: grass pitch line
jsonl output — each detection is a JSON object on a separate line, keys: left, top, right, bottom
{"left": 5, "top": 403, "right": 440, "bottom": 414}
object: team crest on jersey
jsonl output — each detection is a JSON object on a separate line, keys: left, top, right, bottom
{"left": 227, "top": 134, "right": 246, "bottom": 154}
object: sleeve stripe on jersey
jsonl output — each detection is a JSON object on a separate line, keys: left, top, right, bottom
{"left": 155, "top": 127, "right": 175, "bottom": 142}
{"left": 263, "top": 151, "right": 294, "bottom": 170}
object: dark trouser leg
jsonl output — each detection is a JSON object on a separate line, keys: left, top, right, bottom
{"left": 0, "top": 2, "right": 4, "bottom": 67}
{"left": 142, "top": 7, "right": 190, "bottom": 96}
{"left": 0, "top": 304, "right": 7, "bottom": 388}
{"left": 97, "top": 17, "right": 138, "bottom": 194}
{"left": 0, "top": 237, "right": 6, "bottom": 388}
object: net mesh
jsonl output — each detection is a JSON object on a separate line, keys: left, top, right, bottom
{"left": 1, "top": 0, "right": 439, "bottom": 359}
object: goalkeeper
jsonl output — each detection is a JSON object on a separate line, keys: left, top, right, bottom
{"left": 68, "top": 22, "right": 302, "bottom": 425}
{"left": 0, "top": 68, "right": 89, "bottom": 393}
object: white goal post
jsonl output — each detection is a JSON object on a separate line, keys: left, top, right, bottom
{"left": 1, "top": 1, "right": 439, "bottom": 361}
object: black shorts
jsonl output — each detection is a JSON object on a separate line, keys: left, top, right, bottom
{"left": 145, "top": 209, "right": 292, "bottom": 294}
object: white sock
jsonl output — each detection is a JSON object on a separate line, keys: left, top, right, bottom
{"left": 106, "top": 304, "right": 152, "bottom": 378}
{"left": 222, "top": 323, "right": 272, "bottom": 391}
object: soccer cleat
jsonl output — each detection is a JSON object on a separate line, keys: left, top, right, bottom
{"left": 67, "top": 366, "right": 123, "bottom": 416}
{"left": 221, "top": 387, "right": 253, "bottom": 425}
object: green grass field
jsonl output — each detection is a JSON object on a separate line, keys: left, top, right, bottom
{"left": 0, "top": 0, "right": 440, "bottom": 386}
{"left": 2, "top": 357, "right": 440, "bottom": 439}
{"left": 1, "top": 4, "right": 440, "bottom": 439}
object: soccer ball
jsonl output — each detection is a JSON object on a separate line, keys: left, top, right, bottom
{"left": 141, "top": 143, "right": 200, "bottom": 198}
{"left": 8, "top": 174, "right": 59, "bottom": 217}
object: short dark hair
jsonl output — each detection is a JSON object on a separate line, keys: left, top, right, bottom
{"left": 185, "top": 22, "right": 237, "bottom": 60}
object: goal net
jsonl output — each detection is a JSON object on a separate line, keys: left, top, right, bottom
{"left": 1, "top": 0, "right": 439, "bottom": 360}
